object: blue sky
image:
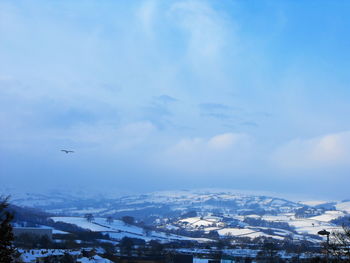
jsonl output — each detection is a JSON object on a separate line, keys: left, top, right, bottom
{"left": 1, "top": 0, "right": 350, "bottom": 198}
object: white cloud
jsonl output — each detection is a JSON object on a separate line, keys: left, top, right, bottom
{"left": 208, "top": 133, "right": 241, "bottom": 150}
{"left": 271, "top": 131, "right": 350, "bottom": 170}
{"left": 156, "top": 132, "right": 252, "bottom": 173}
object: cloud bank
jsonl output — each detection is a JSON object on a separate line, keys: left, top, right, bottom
{"left": 1, "top": 0, "right": 350, "bottom": 197}
{"left": 272, "top": 131, "right": 350, "bottom": 171}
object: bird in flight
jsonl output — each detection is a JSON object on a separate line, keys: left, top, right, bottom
{"left": 61, "top": 150, "right": 74, "bottom": 154}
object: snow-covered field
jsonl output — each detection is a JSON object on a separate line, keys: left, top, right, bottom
{"left": 336, "top": 201, "right": 350, "bottom": 213}
{"left": 174, "top": 211, "right": 344, "bottom": 242}
{"left": 179, "top": 216, "right": 222, "bottom": 228}
{"left": 5, "top": 188, "right": 350, "bottom": 244}
{"left": 51, "top": 216, "right": 211, "bottom": 243}
{"left": 310, "top": 210, "right": 345, "bottom": 222}
{"left": 19, "top": 249, "right": 81, "bottom": 263}
{"left": 18, "top": 249, "right": 113, "bottom": 263}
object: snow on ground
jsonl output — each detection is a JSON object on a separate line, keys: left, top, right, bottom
{"left": 37, "top": 225, "right": 70, "bottom": 235}
{"left": 238, "top": 231, "right": 284, "bottom": 240}
{"left": 310, "top": 211, "right": 344, "bottom": 222}
{"left": 218, "top": 228, "right": 255, "bottom": 236}
{"left": 287, "top": 218, "right": 342, "bottom": 236}
{"left": 178, "top": 210, "right": 346, "bottom": 241}
{"left": 19, "top": 249, "right": 80, "bottom": 263}
{"left": 193, "top": 259, "right": 225, "bottom": 263}
{"left": 259, "top": 212, "right": 343, "bottom": 237}
{"left": 51, "top": 216, "right": 155, "bottom": 235}
{"left": 106, "top": 230, "right": 210, "bottom": 243}
{"left": 70, "top": 208, "right": 108, "bottom": 214}
{"left": 52, "top": 229, "right": 70, "bottom": 234}
{"left": 181, "top": 248, "right": 263, "bottom": 259}
{"left": 165, "top": 224, "right": 179, "bottom": 230}
{"left": 300, "top": 201, "right": 330, "bottom": 207}
{"left": 217, "top": 227, "right": 284, "bottom": 240}
{"left": 203, "top": 226, "right": 220, "bottom": 233}
{"left": 261, "top": 213, "right": 295, "bottom": 222}
{"left": 51, "top": 216, "right": 211, "bottom": 243}
{"left": 223, "top": 248, "right": 260, "bottom": 258}
{"left": 336, "top": 201, "right": 350, "bottom": 213}
{"left": 20, "top": 250, "right": 113, "bottom": 263}
{"left": 50, "top": 213, "right": 346, "bottom": 243}
{"left": 179, "top": 217, "right": 220, "bottom": 227}
{"left": 250, "top": 226, "right": 292, "bottom": 236}
{"left": 77, "top": 255, "right": 113, "bottom": 263}
{"left": 51, "top": 217, "right": 111, "bottom": 232}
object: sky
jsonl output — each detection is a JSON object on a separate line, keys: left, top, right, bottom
{"left": 1, "top": 0, "right": 350, "bottom": 199}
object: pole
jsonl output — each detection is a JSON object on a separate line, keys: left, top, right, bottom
{"left": 326, "top": 233, "right": 329, "bottom": 263}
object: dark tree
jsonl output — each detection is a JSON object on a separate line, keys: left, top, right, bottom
{"left": 61, "top": 252, "right": 75, "bottom": 263}
{"left": 181, "top": 210, "right": 197, "bottom": 218}
{"left": 119, "top": 237, "right": 134, "bottom": 256}
{"left": 106, "top": 216, "right": 114, "bottom": 225}
{"left": 121, "top": 216, "right": 135, "bottom": 225}
{"left": 101, "top": 241, "right": 115, "bottom": 255}
{"left": 84, "top": 213, "right": 94, "bottom": 222}
{"left": 257, "top": 241, "right": 279, "bottom": 263}
{"left": 148, "top": 240, "right": 164, "bottom": 255}
{"left": 0, "top": 196, "right": 16, "bottom": 263}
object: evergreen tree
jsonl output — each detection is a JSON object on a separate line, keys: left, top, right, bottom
{"left": 119, "top": 237, "right": 134, "bottom": 256}
{"left": 0, "top": 196, "right": 16, "bottom": 263}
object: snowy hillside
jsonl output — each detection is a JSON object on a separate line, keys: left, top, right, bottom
{"left": 51, "top": 216, "right": 210, "bottom": 243}
{"left": 3, "top": 188, "right": 349, "bottom": 243}
{"left": 5, "top": 189, "right": 305, "bottom": 217}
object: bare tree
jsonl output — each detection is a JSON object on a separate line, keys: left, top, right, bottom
{"left": 106, "top": 216, "right": 114, "bottom": 225}
{"left": 84, "top": 213, "right": 94, "bottom": 222}
{"left": 328, "top": 225, "right": 350, "bottom": 261}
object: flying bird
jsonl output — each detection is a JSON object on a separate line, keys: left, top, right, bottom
{"left": 61, "top": 150, "right": 74, "bottom": 154}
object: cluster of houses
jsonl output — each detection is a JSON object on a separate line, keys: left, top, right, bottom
{"left": 13, "top": 227, "right": 235, "bottom": 263}
{"left": 18, "top": 250, "right": 232, "bottom": 263}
